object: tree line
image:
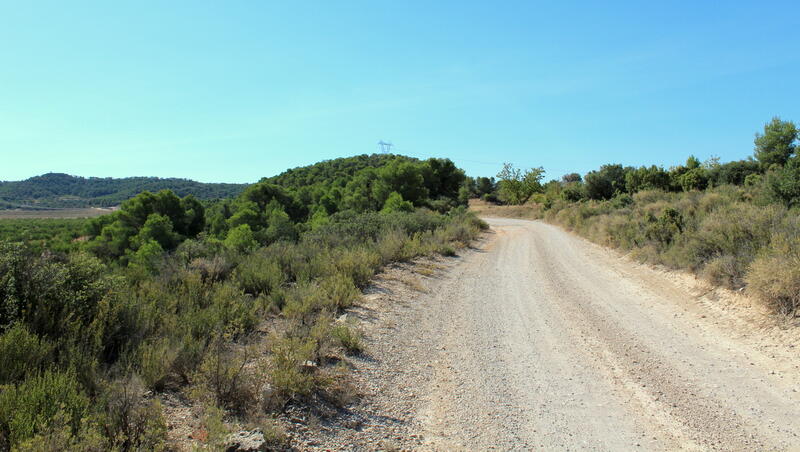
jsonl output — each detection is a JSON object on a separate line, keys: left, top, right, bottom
{"left": 0, "top": 173, "right": 247, "bottom": 209}
{"left": 491, "top": 117, "right": 799, "bottom": 207}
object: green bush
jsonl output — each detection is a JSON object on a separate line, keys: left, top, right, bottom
{"left": 268, "top": 336, "right": 318, "bottom": 400}
{"left": 331, "top": 324, "right": 363, "bottom": 354}
{"left": 381, "top": 192, "right": 414, "bottom": 213}
{"left": 335, "top": 247, "right": 381, "bottom": 288}
{"left": 0, "top": 323, "right": 53, "bottom": 385}
{"left": 320, "top": 274, "right": 361, "bottom": 310}
{"left": 224, "top": 224, "right": 259, "bottom": 253}
{"left": 0, "top": 370, "right": 90, "bottom": 449}
{"left": 233, "top": 252, "right": 285, "bottom": 297}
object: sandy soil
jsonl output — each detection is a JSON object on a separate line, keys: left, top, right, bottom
{"left": 298, "top": 217, "right": 800, "bottom": 451}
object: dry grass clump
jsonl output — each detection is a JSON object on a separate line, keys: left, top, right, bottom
{"left": 747, "top": 227, "right": 800, "bottom": 316}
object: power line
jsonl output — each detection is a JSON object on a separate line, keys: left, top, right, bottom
{"left": 377, "top": 140, "right": 394, "bottom": 154}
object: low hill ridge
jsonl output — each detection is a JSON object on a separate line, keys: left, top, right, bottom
{"left": 0, "top": 172, "right": 247, "bottom": 209}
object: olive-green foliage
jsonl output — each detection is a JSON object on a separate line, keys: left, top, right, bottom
{"left": 536, "top": 183, "right": 800, "bottom": 312}
{"left": 269, "top": 335, "right": 319, "bottom": 400}
{"left": 84, "top": 190, "right": 205, "bottom": 261}
{"left": 495, "top": 163, "right": 544, "bottom": 205}
{"left": 545, "top": 154, "right": 766, "bottom": 209}
{"left": 381, "top": 191, "right": 414, "bottom": 213}
{"left": 467, "top": 176, "right": 497, "bottom": 199}
{"left": 194, "top": 337, "right": 258, "bottom": 412}
{"left": 679, "top": 167, "right": 709, "bottom": 191}
{"left": 128, "top": 239, "right": 165, "bottom": 276}
{"left": 209, "top": 154, "right": 467, "bottom": 237}
{"left": 584, "top": 164, "right": 628, "bottom": 200}
{"left": 233, "top": 251, "right": 285, "bottom": 297}
{"left": 767, "top": 157, "right": 800, "bottom": 207}
{"left": 625, "top": 165, "right": 671, "bottom": 193}
{"left": 708, "top": 159, "right": 760, "bottom": 186}
{"left": 224, "top": 224, "right": 259, "bottom": 253}
{"left": 0, "top": 244, "right": 111, "bottom": 338}
{"left": 331, "top": 323, "right": 363, "bottom": 354}
{"left": 0, "top": 204, "right": 485, "bottom": 449}
{"left": 0, "top": 218, "right": 86, "bottom": 253}
{"left": 96, "top": 377, "right": 168, "bottom": 451}
{"left": 0, "top": 324, "right": 53, "bottom": 385}
{"left": 0, "top": 370, "right": 90, "bottom": 450}
{"left": 753, "top": 117, "right": 798, "bottom": 167}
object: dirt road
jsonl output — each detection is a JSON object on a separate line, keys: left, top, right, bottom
{"left": 306, "top": 218, "right": 800, "bottom": 450}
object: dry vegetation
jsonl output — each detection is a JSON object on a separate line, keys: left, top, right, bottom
{"left": 473, "top": 187, "right": 800, "bottom": 318}
{"left": 467, "top": 199, "right": 539, "bottom": 219}
{"left": 0, "top": 153, "right": 491, "bottom": 451}
{"left": 0, "top": 207, "right": 487, "bottom": 451}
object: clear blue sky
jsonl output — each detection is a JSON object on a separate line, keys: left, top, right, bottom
{"left": 2, "top": 1, "right": 799, "bottom": 183}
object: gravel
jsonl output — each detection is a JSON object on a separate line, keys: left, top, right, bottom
{"left": 288, "top": 217, "right": 800, "bottom": 451}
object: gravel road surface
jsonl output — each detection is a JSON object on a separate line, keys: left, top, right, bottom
{"left": 303, "top": 218, "right": 800, "bottom": 451}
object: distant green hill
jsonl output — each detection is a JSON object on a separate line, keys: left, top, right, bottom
{"left": 0, "top": 173, "right": 248, "bottom": 209}
{"left": 262, "top": 153, "right": 413, "bottom": 189}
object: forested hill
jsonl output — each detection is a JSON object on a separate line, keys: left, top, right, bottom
{"left": 262, "top": 153, "right": 414, "bottom": 189}
{"left": 0, "top": 172, "right": 247, "bottom": 209}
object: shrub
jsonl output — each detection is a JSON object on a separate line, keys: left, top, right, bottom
{"left": 584, "top": 164, "right": 626, "bottom": 200}
{"left": 767, "top": 158, "right": 800, "bottom": 207}
{"left": 0, "top": 246, "right": 112, "bottom": 345}
{"left": 747, "top": 229, "right": 800, "bottom": 315}
{"left": 135, "top": 338, "right": 179, "bottom": 391}
{"left": 679, "top": 168, "right": 709, "bottom": 191}
{"left": 645, "top": 208, "right": 684, "bottom": 248}
{"left": 194, "top": 337, "right": 258, "bottom": 412}
{"left": 0, "top": 323, "right": 53, "bottom": 384}
{"left": 0, "top": 370, "right": 90, "bottom": 449}
{"left": 12, "top": 411, "right": 105, "bottom": 452}
{"left": 331, "top": 324, "right": 363, "bottom": 354}
{"left": 261, "top": 206, "right": 298, "bottom": 245}
{"left": 127, "top": 239, "right": 164, "bottom": 275}
{"left": 97, "top": 376, "right": 168, "bottom": 451}
{"left": 335, "top": 247, "right": 381, "bottom": 288}
{"left": 676, "top": 203, "right": 781, "bottom": 284}
{"left": 268, "top": 336, "right": 318, "bottom": 400}
{"left": 281, "top": 282, "right": 327, "bottom": 325}
{"left": 233, "top": 253, "right": 285, "bottom": 297}
{"left": 321, "top": 274, "right": 361, "bottom": 310}
{"left": 381, "top": 192, "right": 414, "bottom": 213}
{"left": 224, "top": 224, "right": 259, "bottom": 253}
{"left": 189, "top": 256, "right": 233, "bottom": 284}
{"left": 376, "top": 228, "right": 410, "bottom": 264}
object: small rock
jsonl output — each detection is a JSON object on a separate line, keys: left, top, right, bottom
{"left": 225, "top": 430, "right": 267, "bottom": 452}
